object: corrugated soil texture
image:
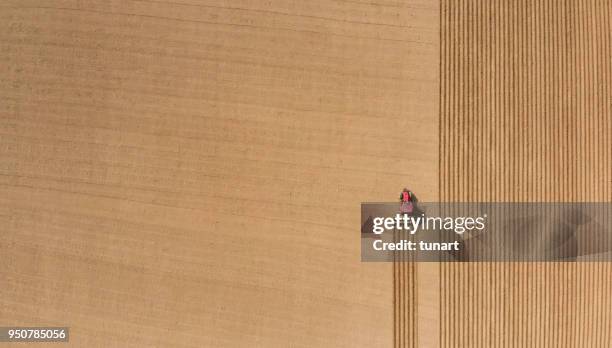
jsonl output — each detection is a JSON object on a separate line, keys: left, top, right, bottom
{"left": 439, "top": 0, "right": 611, "bottom": 347}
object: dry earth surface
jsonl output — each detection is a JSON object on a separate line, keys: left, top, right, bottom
{"left": 0, "top": 1, "right": 439, "bottom": 346}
